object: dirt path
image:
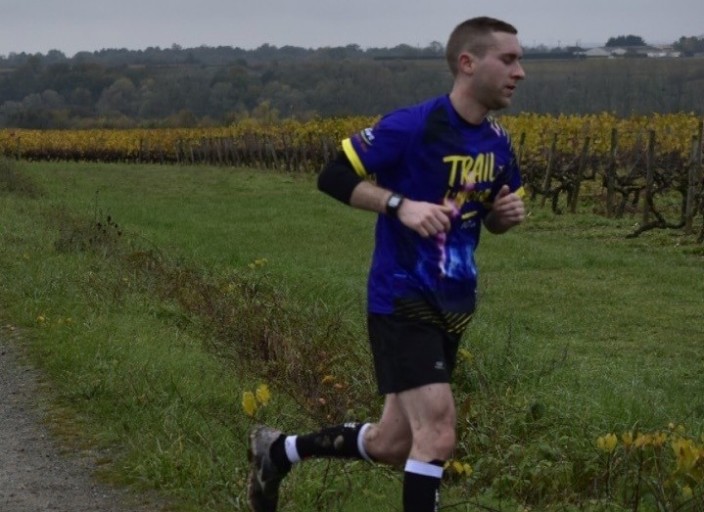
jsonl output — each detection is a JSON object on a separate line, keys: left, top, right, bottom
{"left": 0, "top": 326, "right": 162, "bottom": 512}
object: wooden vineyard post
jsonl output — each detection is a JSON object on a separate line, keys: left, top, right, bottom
{"left": 569, "top": 136, "right": 591, "bottom": 214}
{"left": 244, "top": 135, "right": 254, "bottom": 167}
{"left": 540, "top": 134, "right": 558, "bottom": 207}
{"left": 176, "top": 140, "right": 183, "bottom": 165}
{"left": 516, "top": 132, "right": 526, "bottom": 168}
{"left": 231, "top": 137, "right": 240, "bottom": 166}
{"left": 203, "top": 138, "right": 211, "bottom": 164}
{"left": 642, "top": 130, "right": 656, "bottom": 226}
{"left": 606, "top": 128, "right": 618, "bottom": 218}
{"left": 690, "top": 120, "right": 704, "bottom": 238}
{"left": 256, "top": 135, "right": 265, "bottom": 167}
{"left": 685, "top": 134, "right": 699, "bottom": 234}
{"left": 282, "top": 134, "right": 292, "bottom": 173}
{"left": 321, "top": 137, "right": 333, "bottom": 167}
{"left": 266, "top": 138, "right": 278, "bottom": 170}
{"left": 216, "top": 138, "right": 224, "bottom": 165}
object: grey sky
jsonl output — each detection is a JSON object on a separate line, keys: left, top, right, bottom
{"left": 1, "top": 0, "right": 702, "bottom": 56}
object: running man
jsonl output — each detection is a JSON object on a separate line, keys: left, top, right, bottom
{"left": 248, "top": 16, "right": 526, "bottom": 512}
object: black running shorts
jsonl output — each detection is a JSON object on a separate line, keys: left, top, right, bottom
{"left": 368, "top": 313, "right": 462, "bottom": 395}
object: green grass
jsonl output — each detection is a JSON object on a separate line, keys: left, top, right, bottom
{"left": 1, "top": 158, "right": 703, "bottom": 511}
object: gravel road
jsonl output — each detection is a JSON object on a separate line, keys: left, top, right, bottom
{"left": 0, "top": 326, "right": 162, "bottom": 512}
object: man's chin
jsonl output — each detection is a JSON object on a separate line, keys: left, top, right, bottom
{"left": 490, "top": 98, "right": 511, "bottom": 111}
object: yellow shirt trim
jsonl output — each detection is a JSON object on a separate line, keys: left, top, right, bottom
{"left": 341, "top": 138, "right": 368, "bottom": 179}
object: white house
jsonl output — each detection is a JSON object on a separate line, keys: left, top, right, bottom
{"left": 579, "top": 47, "right": 613, "bottom": 57}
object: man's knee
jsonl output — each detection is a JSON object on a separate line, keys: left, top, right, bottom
{"left": 413, "top": 416, "right": 456, "bottom": 460}
{"left": 428, "top": 424, "right": 456, "bottom": 459}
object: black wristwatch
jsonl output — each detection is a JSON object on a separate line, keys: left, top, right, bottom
{"left": 385, "top": 192, "right": 405, "bottom": 218}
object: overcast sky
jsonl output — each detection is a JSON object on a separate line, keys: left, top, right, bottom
{"left": 1, "top": 0, "right": 702, "bottom": 57}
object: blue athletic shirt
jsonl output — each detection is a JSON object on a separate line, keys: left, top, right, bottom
{"left": 342, "top": 94, "right": 524, "bottom": 333}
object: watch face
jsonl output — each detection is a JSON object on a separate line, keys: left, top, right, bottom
{"left": 387, "top": 193, "right": 404, "bottom": 216}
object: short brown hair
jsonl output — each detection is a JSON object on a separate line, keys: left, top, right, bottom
{"left": 446, "top": 17, "right": 518, "bottom": 76}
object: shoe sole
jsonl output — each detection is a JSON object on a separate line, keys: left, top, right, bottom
{"left": 246, "top": 429, "right": 259, "bottom": 511}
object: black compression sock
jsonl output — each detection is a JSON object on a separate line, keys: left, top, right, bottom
{"left": 295, "top": 422, "right": 370, "bottom": 460}
{"left": 268, "top": 434, "right": 292, "bottom": 473}
{"left": 402, "top": 459, "right": 444, "bottom": 512}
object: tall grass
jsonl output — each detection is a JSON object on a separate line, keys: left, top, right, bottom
{"left": 1, "top": 159, "right": 703, "bottom": 511}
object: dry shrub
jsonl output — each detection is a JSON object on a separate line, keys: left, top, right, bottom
{"left": 0, "top": 157, "right": 42, "bottom": 198}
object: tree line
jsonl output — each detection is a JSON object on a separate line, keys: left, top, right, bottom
{"left": 1, "top": 41, "right": 703, "bottom": 130}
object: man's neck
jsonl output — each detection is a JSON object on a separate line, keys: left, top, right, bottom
{"left": 448, "top": 89, "right": 488, "bottom": 126}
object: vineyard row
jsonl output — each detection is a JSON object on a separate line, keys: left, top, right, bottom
{"left": 1, "top": 113, "right": 702, "bottom": 241}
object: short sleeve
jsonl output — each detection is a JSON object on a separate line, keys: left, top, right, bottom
{"left": 341, "top": 108, "right": 417, "bottom": 180}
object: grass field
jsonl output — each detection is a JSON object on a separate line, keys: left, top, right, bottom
{"left": 1, "top": 159, "right": 703, "bottom": 511}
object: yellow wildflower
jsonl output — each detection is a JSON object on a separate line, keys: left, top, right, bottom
{"left": 651, "top": 431, "right": 667, "bottom": 448}
{"left": 255, "top": 384, "right": 271, "bottom": 406}
{"left": 634, "top": 433, "right": 652, "bottom": 449}
{"left": 596, "top": 433, "right": 618, "bottom": 453}
{"left": 458, "top": 348, "right": 474, "bottom": 364}
{"left": 445, "top": 460, "right": 473, "bottom": 477}
{"left": 242, "top": 391, "right": 257, "bottom": 417}
{"left": 672, "top": 437, "right": 699, "bottom": 473}
{"left": 622, "top": 431, "right": 634, "bottom": 448}
{"left": 249, "top": 258, "right": 269, "bottom": 269}
{"left": 321, "top": 375, "right": 335, "bottom": 385}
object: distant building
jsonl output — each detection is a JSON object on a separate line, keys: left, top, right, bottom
{"left": 578, "top": 47, "right": 613, "bottom": 58}
{"left": 577, "top": 45, "right": 681, "bottom": 58}
{"left": 648, "top": 45, "right": 682, "bottom": 58}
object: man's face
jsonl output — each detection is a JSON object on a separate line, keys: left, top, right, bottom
{"left": 469, "top": 32, "right": 525, "bottom": 111}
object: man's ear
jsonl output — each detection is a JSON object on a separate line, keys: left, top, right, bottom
{"left": 457, "top": 52, "right": 475, "bottom": 75}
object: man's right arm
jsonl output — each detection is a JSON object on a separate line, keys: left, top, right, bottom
{"left": 317, "top": 151, "right": 400, "bottom": 215}
{"left": 317, "top": 152, "right": 453, "bottom": 238}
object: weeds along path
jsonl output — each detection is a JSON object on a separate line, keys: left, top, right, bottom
{"left": 0, "top": 328, "right": 161, "bottom": 512}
